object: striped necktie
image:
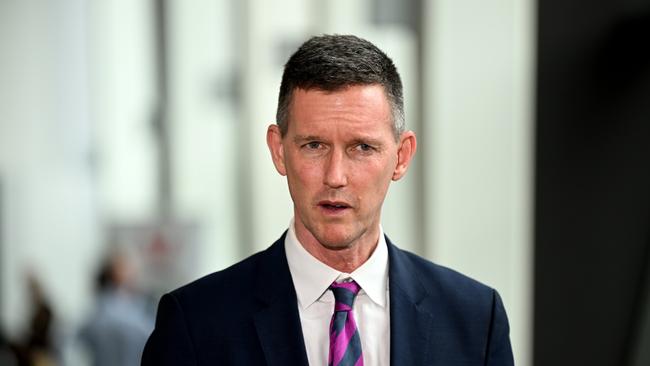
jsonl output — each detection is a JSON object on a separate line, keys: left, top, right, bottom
{"left": 328, "top": 280, "right": 364, "bottom": 366}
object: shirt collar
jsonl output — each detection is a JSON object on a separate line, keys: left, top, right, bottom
{"left": 284, "top": 218, "right": 389, "bottom": 310}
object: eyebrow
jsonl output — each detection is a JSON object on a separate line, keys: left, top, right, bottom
{"left": 293, "top": 135, "right": 323, "bottom": 144}
{"left": 293, "top": 134, "right": 384, "bottom": 147}
{"left": 349, "top": 137, "right": 384, "bottom": 147}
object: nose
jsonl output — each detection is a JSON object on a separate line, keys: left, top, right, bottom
{"left": 323, "top": 149, "right": 348, "bottom": 188}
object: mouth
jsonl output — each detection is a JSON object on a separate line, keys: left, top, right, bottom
{"left": 318, "top": 200, "right": 352, "bottom": 214}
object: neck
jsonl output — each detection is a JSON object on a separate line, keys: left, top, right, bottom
{"left": 294, "top": 222, "right": 380, "bottom": 273}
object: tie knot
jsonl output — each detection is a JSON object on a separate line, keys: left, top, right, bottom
{"left": 330, "top": 280, "right": 361, "bottom": 312}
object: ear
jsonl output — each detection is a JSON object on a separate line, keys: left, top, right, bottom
{"left": 266, "top": 124, "right": 287, "bottom": 176}
{"left": 392, "top": 131, "right": 417, "bottom": 181}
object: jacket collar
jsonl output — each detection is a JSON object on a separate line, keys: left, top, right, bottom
{"left": 387, "top": 237, "right": 435, "bottom": 365}
{"left": 253, "top": 233, "right": 310, "bottom": 366}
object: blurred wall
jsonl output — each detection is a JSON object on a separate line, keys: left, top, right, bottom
{"left": 0, "top": 0, "right": 100, "bottom": 337}
{"left": 0, "top": 1, "right": 534, "bottom": 365}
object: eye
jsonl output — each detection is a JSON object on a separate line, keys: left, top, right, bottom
{"left": 304, "top": 141, "right": 322, "bottom": 150}
{"left": 354, "top": 143, "right": 375, "bottom": 153}
{"left": 358, "top": 143, "right": 373, "bottom": 151}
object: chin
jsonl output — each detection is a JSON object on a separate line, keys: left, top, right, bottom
{"left": 314, "top": 228, "right": 357, "bottom": 250}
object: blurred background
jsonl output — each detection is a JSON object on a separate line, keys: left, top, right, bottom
{"left": 0, "top": 0, "right": 648, "bottom": 365}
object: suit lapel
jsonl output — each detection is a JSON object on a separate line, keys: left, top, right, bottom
{"left": 387, "top": 239, "right": 435, "bottom": 365}
{"left": 253, "top": 235, "right": 309, "bottom": 366}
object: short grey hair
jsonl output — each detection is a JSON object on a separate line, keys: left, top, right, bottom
{"left": 276, "top": 34, "right": 405, "bottom": 140}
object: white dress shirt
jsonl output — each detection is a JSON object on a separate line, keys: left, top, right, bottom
{"left": 285, "top": 219, "right": 390, "bottom": 366}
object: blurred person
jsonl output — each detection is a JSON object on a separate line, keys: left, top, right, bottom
{"left": 142, "top": 35, "right": 514, "bottom": 365}
{"left": 79, "top": 252, "right": 153, "bottom": 366}
{"left": 8, "top": 273, "right": 57, "bottom": 366}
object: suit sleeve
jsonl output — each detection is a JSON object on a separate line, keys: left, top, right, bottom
{"left": 141, "top": 293, "right": 197, "bottom": 366}
{"left": 485, "top": 290, "right": 515, "bottom": 366}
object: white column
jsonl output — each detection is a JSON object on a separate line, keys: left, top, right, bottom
{"left": 165, "top": 0, "right": 241, "bottom": 274}
{"left": 90, "top": 0, "right": 157, "bottom": 222}
{"left": 423, "top": 1, "right": 534, "bottom": 365}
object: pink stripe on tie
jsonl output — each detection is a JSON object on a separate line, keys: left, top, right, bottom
{"left": 328, "top": 280, "right": 363, "bottom": 366}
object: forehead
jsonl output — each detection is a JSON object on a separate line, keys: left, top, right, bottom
{"left": 287, "top": 85, "right": 393, "bottom": 135}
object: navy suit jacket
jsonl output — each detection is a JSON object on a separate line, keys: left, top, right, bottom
{"left": 142, "top": 234, "right": 514, "bottom": 365}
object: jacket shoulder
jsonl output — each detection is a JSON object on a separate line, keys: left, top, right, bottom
{"left": 388, "top": 243, "right": 514, "bottom": 365}
{"left": 393, "top": 245, "right": 495, "bottom": 290}
{"left": 143, "top": 237, "right": 289, "bottom": 365}
{"left": 171, "top": 248, "right": 265, "bottom": 303}
{"left": 388, "top": 243, "right": 500, "bottom": 315}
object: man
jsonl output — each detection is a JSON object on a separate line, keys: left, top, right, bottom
{"left": 142, "top": 34, "right": 514, "bottom": 366}
{"left": 81, "top": 252, "right": 153, "bottom": 366}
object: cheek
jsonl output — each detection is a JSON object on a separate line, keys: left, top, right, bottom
{"left": 286, "top": 159, "right": 322, "bottom": 194}
{"left": 361, "top": 155, "right": 395, "bottom": 180}
{"left": 352, "top": 161, "right": 393, "bottom": 196}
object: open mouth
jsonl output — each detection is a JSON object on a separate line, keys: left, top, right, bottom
{"left": 318, "top": 201, "right": 351, "bottom": 213}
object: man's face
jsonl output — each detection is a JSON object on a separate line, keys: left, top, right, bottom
{"left": 267, "top": 84, "right": 416, "bottom": 251}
